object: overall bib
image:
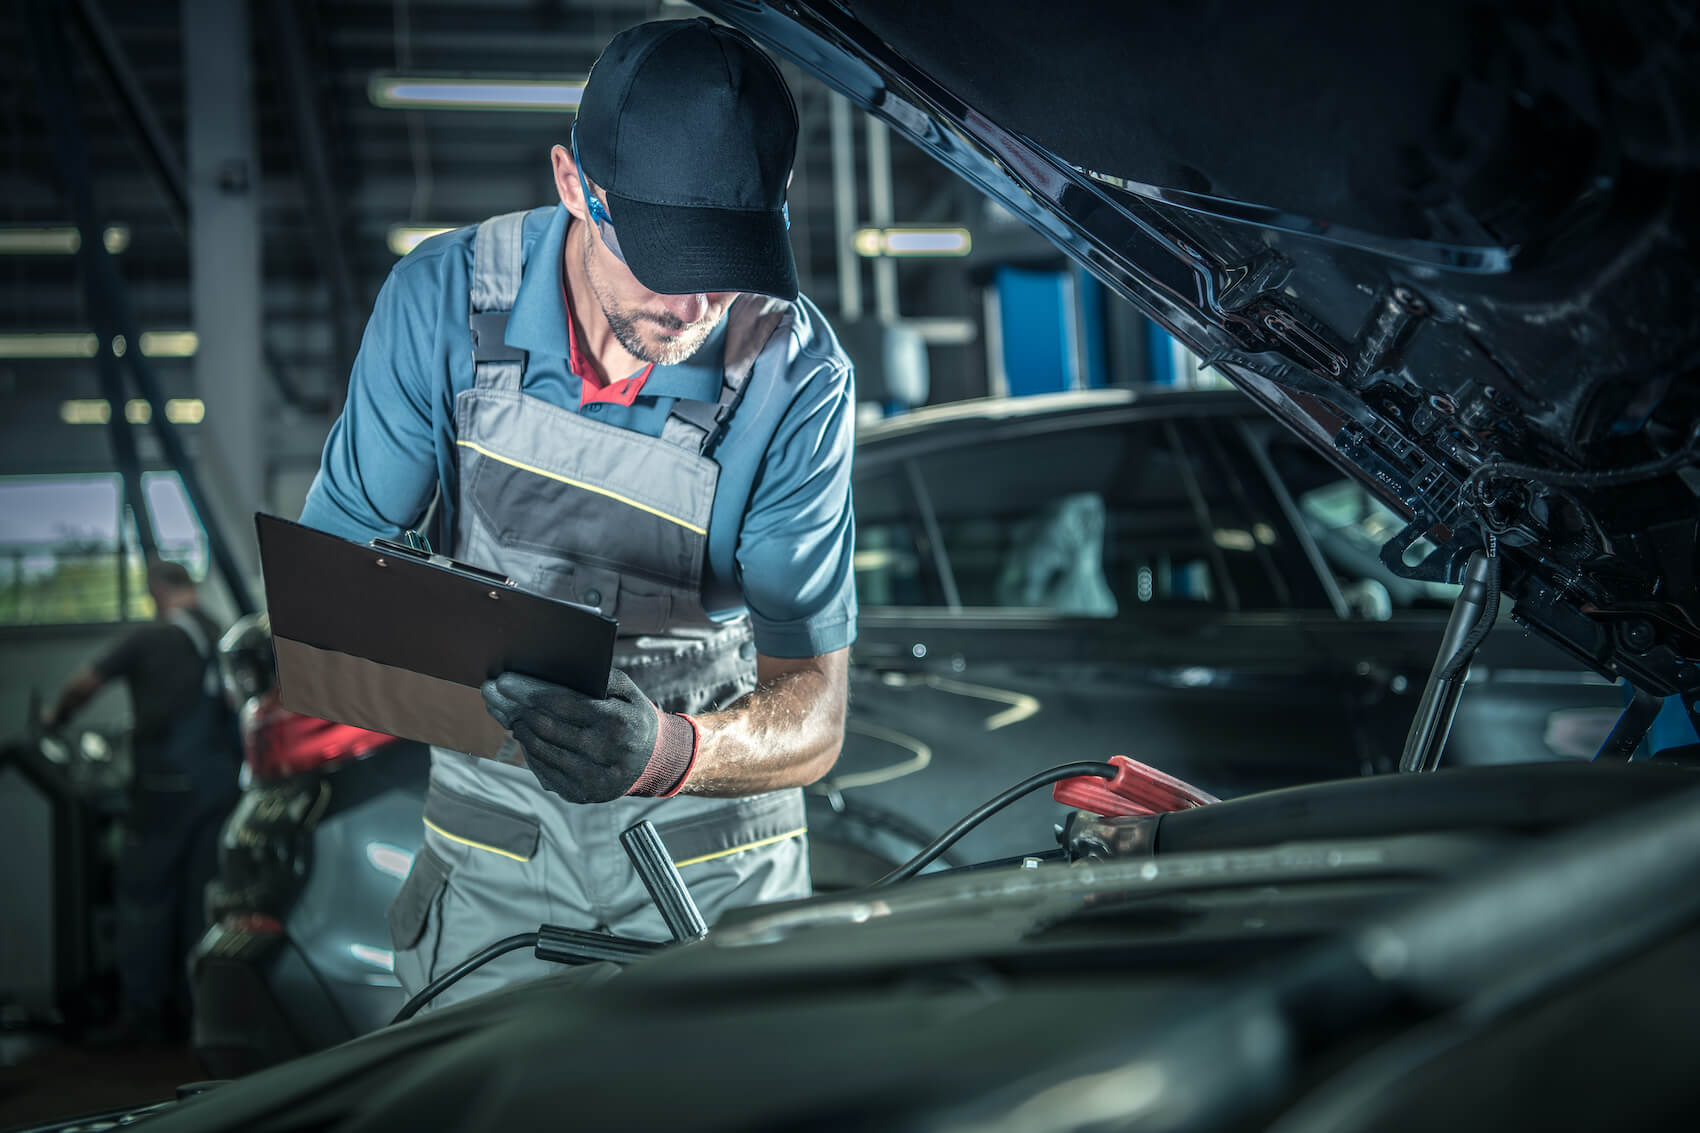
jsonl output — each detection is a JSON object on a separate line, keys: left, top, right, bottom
{"left": 388, "top": 209, "right": 810, "bottom": 1009}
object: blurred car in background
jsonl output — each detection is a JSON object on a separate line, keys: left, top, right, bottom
{"left": 192, "top": 387, "right": 1623, "bottom": 1074}
{"left": 187, "top": 616, "right": 428, "bottom": 1077}
{"left": 826, "top": 387, "right": 1624, "bottom": 866}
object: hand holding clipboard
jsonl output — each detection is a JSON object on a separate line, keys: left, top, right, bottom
{"left": 256, "top": 514, "right": 616, "bottom": 761}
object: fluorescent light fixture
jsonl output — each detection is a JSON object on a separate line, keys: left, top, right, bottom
{"left": 59, "top": 399, "right": 205, "bottom": 425}
{"left": 139, "top": 331, "right": 198, "bottom": 358}
{"left": 387, "top": 225, "right": 455, "bottom": 257}
{"left": 60, "top": 400, "right": 111, "bottom": 424}
{"left": 900, "top": 317, "right": 979, "bottom": 346}
{"left": 0, "top": 225, "right": 129, "bottom": 255}
{"left": 0, "top": 333, "right": 99, "bottom": 358}
{"left": 369, "top": 75, "right": 584, "bottom": 112}
{"left": 2, "top": 330, "right": 196, "bottom": 360}
{"left": 853, "top": 226, "right": 973, "bottom": 258}
{"left": 164, "top": 398, "right": 205, "bottom": 424}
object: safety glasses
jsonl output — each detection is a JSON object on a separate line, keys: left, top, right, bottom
{"left": 571, "top": 121, "right": 630, "bottom": 266}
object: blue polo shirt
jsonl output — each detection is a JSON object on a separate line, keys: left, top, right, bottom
{"left": 300, "top": 203, "right": 856, "bottom": 659}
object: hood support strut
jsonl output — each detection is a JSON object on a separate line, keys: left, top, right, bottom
{"left": 1400, "top": 551, "right": 1497, "bottom": 773}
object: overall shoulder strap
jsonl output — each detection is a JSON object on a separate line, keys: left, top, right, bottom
{"left": 469, "top": 209, "right": 533, "bottom": 391}
{"left": 660, "top": 295, "right": 794, "bottom": 457}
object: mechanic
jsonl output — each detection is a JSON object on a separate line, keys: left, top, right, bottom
{"left": 44, "top": 558, "right": 240, "bottom": 1045}
{"left": 299, "top": 18, "right": 855, "bottom": 1009}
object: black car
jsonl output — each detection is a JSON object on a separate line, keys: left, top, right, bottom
{"left": 188, "top": 387, "right": 1623, "bottom": 1073}
{"left": 820, "top": 387, "right": 1625, "bottom": 869}
{"left": 50, "top": 0, "right": 1700, "bottom": 1127}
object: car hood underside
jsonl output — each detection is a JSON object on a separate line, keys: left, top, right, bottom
{"left": 702, "top": 0, "right": 1700, "bottom": 700}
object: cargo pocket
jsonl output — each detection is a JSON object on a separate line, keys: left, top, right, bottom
{"left": 652, "top": 790, "right": 807, "bottom": 871}
{"left": 422, "top": 784, "right": 540, "bottom": 861}
{"left": 388, "top": 844, "right": 452, "bottom": 990}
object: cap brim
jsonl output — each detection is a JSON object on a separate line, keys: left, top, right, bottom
{"left": 606, "top": 193, "right": 798, "bottom": 301}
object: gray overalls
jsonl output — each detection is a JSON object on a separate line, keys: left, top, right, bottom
{"left": 387, "top": 208, "right": 810, "bottom": 1010}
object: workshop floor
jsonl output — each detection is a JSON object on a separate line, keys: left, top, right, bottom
{"left": 0, "top": 1038, "right": 203, "bottom": 1129}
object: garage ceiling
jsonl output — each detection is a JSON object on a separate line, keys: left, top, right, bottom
{"left": 0, "top": 0, "right": 1001, "bottom": 480}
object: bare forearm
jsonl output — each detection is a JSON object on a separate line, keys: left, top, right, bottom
{"left": 684, "top": 649, "right": 848, "bottom": 797}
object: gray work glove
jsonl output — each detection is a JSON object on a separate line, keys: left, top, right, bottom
{"left": 481, "top": 668, "right": 699, "bottom": 803}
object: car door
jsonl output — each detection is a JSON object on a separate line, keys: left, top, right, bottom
{"left": 837, "top": 403, "right": 1364, "bottom": 867}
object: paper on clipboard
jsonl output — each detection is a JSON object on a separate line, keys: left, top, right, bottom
{"left": 256, "top": 514, "right": 617, "bottom": 761}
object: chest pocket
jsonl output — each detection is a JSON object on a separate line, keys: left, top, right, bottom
{"left": 534, "top": 560, "right": 674, "bottom": 636}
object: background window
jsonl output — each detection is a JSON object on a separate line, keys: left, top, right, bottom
{"left": 0, "top": 472, "right": 208, "bottom": 626}
{"left": 910, "top": 422, "right": 1248, "bottom": 613}
{"left": 852, "top": 470, "right": 946, "bottom": 608}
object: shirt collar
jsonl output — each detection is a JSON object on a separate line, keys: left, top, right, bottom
{"left": 505, "top": 204, "right": 728, "bottom": 406}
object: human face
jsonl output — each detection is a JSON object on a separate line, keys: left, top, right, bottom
{"left": 555, "top": 137, "right": 736, "bottom": 365}
{"left": 577, "top": 218, "right": 736, "bottom": 365}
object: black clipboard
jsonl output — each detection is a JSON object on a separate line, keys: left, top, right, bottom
{"left": 256, "top": 514, "right": 617, "bottom": 761}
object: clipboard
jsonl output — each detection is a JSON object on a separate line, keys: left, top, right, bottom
{"left": 256, "top": 513, "right": 617, "bottom": 761}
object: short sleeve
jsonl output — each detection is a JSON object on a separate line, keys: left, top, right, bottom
{"left": 735, "top": 360, "right": 858, "bottom": 658}
{"left": 299, "top": 254, "right": 447, "bottom": 542}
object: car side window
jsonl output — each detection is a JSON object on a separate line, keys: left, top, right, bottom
{"left": 852, "top": 468, "right": 948, "bottom": 607}
{"left": 908, "top": 421, "right": 1232, "bottom": 614}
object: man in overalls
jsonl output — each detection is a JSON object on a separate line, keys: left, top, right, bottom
{"left": 300, "top": 18, "right": 855, "bottom": 1009}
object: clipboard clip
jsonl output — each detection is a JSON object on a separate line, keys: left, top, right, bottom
{"left": 369, "top": 529, "right": 519, "bottom": 589}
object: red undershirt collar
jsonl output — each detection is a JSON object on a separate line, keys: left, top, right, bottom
{"left": 562, "top": 269, "right": 655, "bottom": 408}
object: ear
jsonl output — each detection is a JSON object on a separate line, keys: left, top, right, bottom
{"left": 552, "top": 144, "right": 589, "bottom": 221}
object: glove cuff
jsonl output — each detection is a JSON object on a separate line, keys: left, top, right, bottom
{"left": 627, "top": 710, "right": 700, "bottom": 798}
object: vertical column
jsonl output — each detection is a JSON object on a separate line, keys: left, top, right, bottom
{"left": 829, "top": 93, "right": 862, "bottom": 321}
{"left": 866, "top": 118, "right": 897, "bottom": 324}
{"left": 183, "top": 0, "right": 265, "bottom": 579}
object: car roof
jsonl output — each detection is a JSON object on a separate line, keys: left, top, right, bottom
{"left": 855, "top": 386, "right": 1254, "bottom": 448}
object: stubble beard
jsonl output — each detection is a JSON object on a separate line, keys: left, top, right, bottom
{"left": 582, "top": 225, "right": 720, "bottom": 366}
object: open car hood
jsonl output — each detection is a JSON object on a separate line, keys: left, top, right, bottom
{"left": 701, "top": 0, "right": 1700, "bottom": 700}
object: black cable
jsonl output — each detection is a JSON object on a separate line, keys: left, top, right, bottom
{"left": 1459, "top": 424, "right": 1700, "bottom": 514}
{"left": 871, "top": 761, "right": 1120, "bottom": 888}
{"left": 391, "top": 932, "right": 538, "bottom": 1024}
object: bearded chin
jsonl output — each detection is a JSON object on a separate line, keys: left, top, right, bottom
{"left": 604, "top": 307, "right": 711, "bottom": 366}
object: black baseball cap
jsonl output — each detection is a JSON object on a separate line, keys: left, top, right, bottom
{"left": 574, "top": 19, "right": 799, "bottom": 301}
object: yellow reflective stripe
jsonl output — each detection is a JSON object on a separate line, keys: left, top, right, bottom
{"left": 455, "top": 440, "right": 708, "bottom": 535}
{"left": 423, "top": 816, "right": 532, "bottom": 862}
{"left": 672, "top": 826, "right": 808, "bottom": 869}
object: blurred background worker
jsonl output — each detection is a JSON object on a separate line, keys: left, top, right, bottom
{"left": 42, "top": 559, "right": 240, "bottom": 1046}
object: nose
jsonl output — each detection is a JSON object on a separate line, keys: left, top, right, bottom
{"left": 657, "top": 292, "right": 709, "bottom": 323}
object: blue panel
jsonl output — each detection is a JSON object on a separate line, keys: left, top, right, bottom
{"left": 1638, "top": 693, "right": 1700, "bottom": 759}
{"left": 1145, "top": 319, "right": 1177, "bottom": 386}
{"left": 995, "top": 267, "right": 1073, "bottom": 397}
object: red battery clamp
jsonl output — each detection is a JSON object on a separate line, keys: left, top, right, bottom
{"left": 1052, "top": 755, "right": 1219, "bottom": 817}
